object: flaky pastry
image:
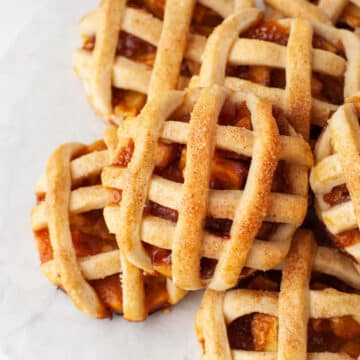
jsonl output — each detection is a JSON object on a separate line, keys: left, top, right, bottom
{"left": 73, "top": 0, "right": 256, "bottom": 123}
{"left": 264, "top": 0, "right": 360, "bottom": 35}
{"left": 197, "top": 7, "right": 360, "bottom": 138}
{"left": 30, "top": 140, "right": 186, "bottom": 320}
{"left": 311, "top": 99, "right": 360, "bottom": 269}
{"left": 196, "top": 229, "right": 360, "bottom": 359}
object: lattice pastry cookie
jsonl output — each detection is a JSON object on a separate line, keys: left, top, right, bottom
{"left": 310, "top": 99, "right": 360, "bottom": 269}
{"left": 30, "top": 140, "right": 186, "bottom": 320}
{"left": 197, "top": 7, "right": 360, "bottom": 139}
{"left": 73, "top": 0, "right": 255, "bottom": 123}
{"left": 196, "top": 229, "right": 360, "bottom": 359}
{"left": 101, "top": 82, "right": 313, "bottom": 292}
{"left": 264, "top": 0, "right": 360, "bottom": 35}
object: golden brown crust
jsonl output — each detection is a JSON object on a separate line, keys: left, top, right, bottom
{"left": 90, "top": 0, "right": 125, "bottom": 117}
{"left": 172, "top": 86, "right": 227, "bottom": 289}
{"left": 311, "top": 100, "right": 360, "bottom": 265}
{"left": 103, "top": 86, "right": 313, "bottom": 290}
{"left": 107, "top": 91, "right": 184, "bottom": 274}
{"left": 278, "top": 230, "right": 316, "bottom": 359}
{"left": 211, "top": 9, "right": 360, "bottom": 131}
{"left": 264, "top": 0, "right": 332, "bottom": 24}
{"left": 195, "top": 8, "right": 262, "bottom": 88}
{"left": 74, "top": 0, "right": 195, "bottom": 122}
{"left": 197, "top": 9, "right": 312, "bottom": 139}
{"left": 98, "top": 9, "right": 311, "bottom": 290}
{"left": 45, "top": 143, "right": 107, "bottom": 318}
{"left": 75, "top": 4, "right": 360, "bottom": 128}
{"left": 197, "top": 290, "right": 231, "bottom": 358}
{"left": 284, "top": 18, "right": 312, "bottom": 140}
{"left": 196, "top": 230, "right": 360, "bottom": 359}
{"left": 74, "top": 0, "right": 244, "bottom": 123}
{"left": 30, "top": 142, "right": 186, "bottom": 320}
{"left": 195, "top": 9, "right": 313, "bottom": 138}
{"left": 266, "top": 1, "right": 360, "bottom": 81}
{"left": 209, "top": 94, "right": 281, "bottom": 290}
{"left": 265, "top": 0, "right": 360, "bottom": 34}
{"left": 147, "top": 0, "right": 196, "bottom": 99}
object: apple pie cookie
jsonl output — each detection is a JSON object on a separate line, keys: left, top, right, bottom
{"left": 73, "top": 0, "right": 253, "bottom": 123}
{"left": 30, "top": 140, "right": 186, "bottom": 320}
{"left": 101, "top": 83, "right": 313, "bottom": 292}
{"left": 311, "top": 99, "right": 360, "bottom": 268}
{"left": 196, "top": 229, "right": 360, "bottom": 359}
{"left": 199, "top": 7, "right": 360, "bottom": 137}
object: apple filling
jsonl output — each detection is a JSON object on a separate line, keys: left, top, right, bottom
{"left": 111, "top": 100, "right": 292, "bottom": 279}
{"left": 226, "top": 271, "right": 360, "bottom": 357}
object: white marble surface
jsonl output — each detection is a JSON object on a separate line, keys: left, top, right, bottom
{"left": 0, "top": 1, "right": 203, "bottom": 359}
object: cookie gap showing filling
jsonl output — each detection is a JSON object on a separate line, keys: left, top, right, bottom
{"left": 311, "top": 100, "right": 360, "bottom": 263}
{"left": 196, "top": 230, "right": 360, "bottom": 359}
{"left": 227, "top": 270, "right": 360, "bottom": 354}
{"left": 31, "top": 141, "right": 186, "bottom": 319}
{"left": 337, "top": 3, "right": 360, "bottom": 32}
{"left": 73, "top": 0, "right": 231, "bottom": 122}
{"left": 226, "top": 313, "right": 360, "bottom": 357}
{"left": 102, "top": 86, "right": 313, "bottom": 290}
{"left": 225, "top": 20, "right": 290, "bottom": 91}
{"left": 226, "top": 269, "right": 360, "bottom": 357}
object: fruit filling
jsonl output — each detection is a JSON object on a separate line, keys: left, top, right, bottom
{"left": 226, "top": 271, "right": 360, "bottom": 357}
{"left": 321, "top": 104, "right": 360, "bottom": 255}
{"left": 34, "top": 142, "right": 170, "bottom": 314}
{"left": 226, "top": 18, "right": 345, "bottom": 105}
{"left": 111, "top": 100, "right": 293, "bottom": 277}
{"left": 82, "top": 1, "right": 224, "bottom": 117}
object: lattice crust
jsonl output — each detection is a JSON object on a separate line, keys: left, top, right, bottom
{"left": 310, "top": 99, "right": 360, "bottom": 267}
{"left": 197, "top": 7, "right": 360, "bottom": 137}
{"left": 264, "top": 0, "right": 360, "bottom": 35}
{"left": 101, "top": 82, "right": 313, "bottom": 291}
{"left": 30, "top": 141, "right": 186, "bottom": 320}
{"left": 196, "top": 229, "right": 360, "bottom": 359}
{"left": 73, "top": 0, "right": 254, "bottom": 123}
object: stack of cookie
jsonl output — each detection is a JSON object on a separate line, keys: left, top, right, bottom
{"left": 30, "top": 0, "right": 360, "bottom": 358}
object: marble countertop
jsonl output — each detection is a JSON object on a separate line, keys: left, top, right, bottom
{"left": 0, "top": 1, "right": 202, "bottom": 358}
